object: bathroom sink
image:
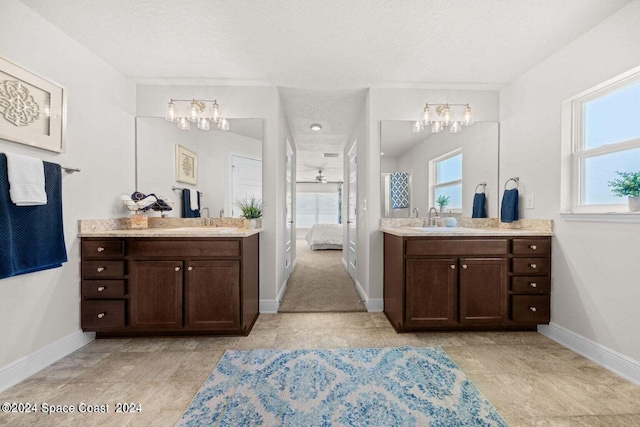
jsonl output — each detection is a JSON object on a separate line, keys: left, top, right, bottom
{"left": 401, "top": 226, "right": 485, "bottom": 233}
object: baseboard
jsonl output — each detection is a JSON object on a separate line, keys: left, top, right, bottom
{"left": 538, "top": 323, "right": 640, "bottom": 386}
{"left": 354, "top": 279, "right": 367, "bottom": 304}
{"left": 365, "top": 299, "right": 384, "bottom": 312}
{"left": 341, "top": 257, "right": 348, "bottom": 270}
{"left": 259, "top": 300, "right": 280, "bottom": 314}
{"left": 0, "top": 330, "right": 95, "bottom": 394}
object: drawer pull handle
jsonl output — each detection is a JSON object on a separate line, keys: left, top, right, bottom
{"left": 530, "top": 245, "right": 537, "bottom": 250}
{"left": 462, "top": 264, "right": 468, "bottom": 269}
{"left": 530, "top": 263, "right": 537, "bottom": 269}
{"left": 96, "top": 267, "right": 105, "bottom": 272}
{"left": 175, "top": 267, "right": 181, "bottom": 271}
{"left": 188, "top": 266, "right": 194, "bottom": 271}
{"left": 529, "top": 306, "right": 537, "bottom": 312}
{"left": 530, "top": 282, "right": 537, "bottom": 288}
{"left": 97, "top": 247, "right": 105, "bottom": 252}
{"left": 97, "top": 286, "right": 105, "bottom": 292}
{"left": 450, "top": 265, "right": 456, "bottom": 270}
{"left": 97, "top": 312, "right": 105, "bottom": 319}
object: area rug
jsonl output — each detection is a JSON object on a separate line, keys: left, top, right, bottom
{"left": 176, "top": 346, "right": 507, "bottom": 426}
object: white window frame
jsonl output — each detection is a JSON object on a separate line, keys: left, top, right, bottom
{"left": 430, "top": 148, "right": 463, "bottom": 211}
{"left": 561, "top": 65, "right": 640, "bottom": 218}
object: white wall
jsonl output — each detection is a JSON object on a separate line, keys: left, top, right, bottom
{"left": 0, "top": 0, "right": 136, "bottom": 381}
{"left": 278, "top": 94, "right": 295, "bottom": 300}
{"left": 500, "top": 0, "right": 640, "bottom": 363}
{"left": 137, "top": 85, "right": 284, "bottom": 307}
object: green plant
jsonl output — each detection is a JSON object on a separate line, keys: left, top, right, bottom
{"left": 436, "top": 195, "right": 450, "bottom": 208}
{"left": 235, "top": 196, "right": 263, "bottom": 219}
{"left": 608, "top": 171, "right": 640, "bottom": 197}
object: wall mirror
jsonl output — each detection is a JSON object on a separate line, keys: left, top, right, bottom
{"left": 136, "top": 117, "right": 263, "bottom": 218}
{"left": 380, "top": 121, "right": 499, "bottom": 218}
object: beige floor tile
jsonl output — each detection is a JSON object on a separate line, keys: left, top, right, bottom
{"left": 193, "top": 336, "right": 240, "bottom": 351}
{"left": 378, "top": 329, "right": 428, "bottom": 347}
{"left": 507, "top": 414, "right": 640, "bottom": 427}
{"left": 78, "top": 339, "right": 132, "bottom": 353}
{"left": 27, "top": 351, "right": 112, "bottom": 383}
{"left": 234, "top": 331, "right": 278, "bottom": 350}
{"left": 444, "top": 345, "right": 538, "bottom": 375}
{"left": 169, "top": 351, "right": 225, "bottom": 383}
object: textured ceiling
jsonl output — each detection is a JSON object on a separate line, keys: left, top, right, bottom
{"left": 18, "top": 0, "right": 632, "bottom": 182}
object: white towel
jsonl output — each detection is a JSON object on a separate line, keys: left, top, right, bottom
{"left": 5, "top": 153, "right": 47, "bottom": 206}
{"left": 189, "top": 189, "right": 199, "bottom": 211}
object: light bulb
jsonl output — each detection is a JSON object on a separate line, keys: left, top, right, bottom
{"left": 422, "top": 104, "right": 431, "bottom": 124}
{"left": 188, "top": 100, "right": 199, "bottom": 122}
{"left": 441, "top": 104, "right": 453, "bottom": 126}
{"left": 165, "top": 101, "right": 176, "bottom": 122}
{"left": 197, "top": 117, "right": 210, "bottom": 130}
{"left": 218, "top": 117, "right": 229, "bottom": 131}
{"left": 210, "top": 100, "right": 220, "bottom": 123}
{"left": 462, "top": 104, "right": 474, "bottom": 126}
{"left": 412, "top": 120, "right": 423, "bottom": 133}
{"left": 450, "top": 121, "right": 462, "bottom": 133}
{"left": 431, "top": 121, "right": 444, "bottom": 133}
{"left": 177, "top": 117, "right": 190, "bottom": 130}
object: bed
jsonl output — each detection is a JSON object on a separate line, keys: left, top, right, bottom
{"left": 305, "top": 224, "right": 343, "bottom": 250}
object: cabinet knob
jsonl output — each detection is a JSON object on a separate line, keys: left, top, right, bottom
{"left": 529, "top": 306, "right": 537, "bottom": 312}
{"left": 97, "top": 313, "right": 105, "bottom": 319}
{"left": 188, "top": 266, "right": 194, "bottom": 271}
{"left": 530, "top": 263, "right": 537, "bottom": 269}
{"left": 530, "top": 245, "right": 537, "bottom": 250}
{"left": 530, "top": 282, "right": 537, "bottom": 288}
{"left": 462, "top": 264, "right": 468, "bottom": 269}
{"left": 450, "top": 265, "right": 456, "bottom": 270}
{"left": 96, "top": 267, "right": 105, "bottom": 272}
{"left": 97, "top": 247, "right": 105, "bottom": 252}
{"left": 97, "top": 286, "right": 105, "bottom": 292}
{"left": 175, "top": 267, "right": 181, "bottom": 271}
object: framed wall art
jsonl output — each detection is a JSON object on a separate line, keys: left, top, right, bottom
{"left": 0, "top": 56, "right": 66, "bottom": 153}
{"left": 176, "top": 144, "right": 198, "bottom": 185}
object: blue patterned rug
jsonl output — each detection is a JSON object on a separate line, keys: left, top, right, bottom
{"left": 177, "top": 346, "right": 507, "bottom": 426}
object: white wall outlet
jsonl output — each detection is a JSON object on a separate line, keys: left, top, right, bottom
{"left": 526, "top": 194, "right": 535, "bottom": 209}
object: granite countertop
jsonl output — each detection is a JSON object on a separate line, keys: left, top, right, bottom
{"left": 381, "top": 226, "right": 552, "bottom": 237}
{"left": 78, "top": 227, "right": 262, "bottom": 238}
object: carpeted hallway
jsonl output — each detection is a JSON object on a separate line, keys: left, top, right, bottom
{"left": 278, "top": 240, "right": 366, "bottom": 312}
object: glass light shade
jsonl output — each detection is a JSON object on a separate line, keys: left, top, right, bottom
{"left": 441, "top": 105, "right": 453, "bottom": 126}
{"left": 177, "top": 117, "right": 191, "bottom": 130}
{"left": 412, "top": 120, "right": 423, "bottom": 133}
{"left": 188, "top": 101, "right": 199, "bottom": 122}
{"left": 422, "top": 105, "right": 431, "bottom": 124}
{"left": 165, "top": 101, "right": 176, "bottom": 122}
{"left": 211, "top": 101, "right": 221, "bottom": 123}
{"left": 197, "top": 117, "right": 210, "bottom": 130}
{"left": 462, "top": 105, "right": 474, "bottom": 126}
{"left": 431, "top": 121, "right": 444, "bottom": 133}
{"left": 218, "top": 117, "right": 229, "bottom": 131}
{"left": 450, "top": 121, "right": 462, "bottom": 133}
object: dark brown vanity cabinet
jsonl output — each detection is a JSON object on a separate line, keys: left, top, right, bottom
{"left": 384, "top": 233, "right": 551, "bottom": 332}
{"left": 80, "top": 234, "right": 259, "bottom": 336}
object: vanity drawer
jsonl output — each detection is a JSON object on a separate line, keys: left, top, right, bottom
{"left": 511, "top": 295, "right": 550, "bottom": 323}
{"left": 82, "top": 280, "right": 126, "bottom": 298}
{"left": 511, "top": 277, "right": 550, "bottom": 294}
{"left": 512, "top": 257, "right": 550, "bottom": 275}
{"left": 82, "top": 240, "right": 125, "bottom": 258}
{"left": 81, "top": 300, "right": 125, "bottom": 330}
{"left": 513, "top": 238, "right": 550, "bottom": 255}
{"left": 82, "top": 261, "right": 125, "bottom": 278}
{"left": 128, "top": 240, "right": 241, "bottom": 257}
{"left": 406, "top": 239, "right": 508, "bottom": 256}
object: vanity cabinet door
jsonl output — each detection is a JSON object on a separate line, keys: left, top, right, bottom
{"left": 405, "top": 258, "right": 457, "bottom": 327}
{"left": 130, "top": 260, "right": 183, "bottom": 330}
{"left": 185, "top": 260, "right": 240, "bottom": 330}
{"left": 459, "top": 258, "right": 508, "bottom": 324}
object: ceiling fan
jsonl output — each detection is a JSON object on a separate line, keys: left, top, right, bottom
{"left": 315, "top": 170, "right": 328, "bottom": 183}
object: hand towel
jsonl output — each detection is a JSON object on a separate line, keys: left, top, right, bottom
{"left": 182, "top": 189, "right": 201, "bottom": 218}
{"left": 5, "top": 152, "right": 47, "bottom": 206}
{"left": 189, "top": 189, "right": 199, "bottom": 211}
{"left": 390, "top": 172, "right": 409, "bottom": 209}
{"left": 500, "top": 188, "right": 519, "bottom": 223}
{"left": 0, "top": 154, "right": 67, "bottom": 279}
{"left": 472, "top": 193, "right": 487, "bottom": 218}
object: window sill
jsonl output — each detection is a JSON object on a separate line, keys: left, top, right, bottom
{"left": 559, "top": 212, "right": 640, "bottom": 223}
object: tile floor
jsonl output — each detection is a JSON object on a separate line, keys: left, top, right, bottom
{"left": 1, "top": 313, "right": 639, "bottom": 426}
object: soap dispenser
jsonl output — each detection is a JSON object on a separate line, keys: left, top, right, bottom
{"left": 445, "top": 211, "right": 457, "bottom": 227}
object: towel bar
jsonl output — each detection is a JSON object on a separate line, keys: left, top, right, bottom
{"left": 172, "top": 186, "right": 204, "bottom": 195}
{"left": 62, "top": 166, "right": 80, "bottom": 173}
{"left": 474, "top": 182, "right": 487, "bottom": 194}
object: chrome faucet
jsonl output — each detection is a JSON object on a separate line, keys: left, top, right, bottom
{"left": 412, "top": 207, "right": 419, "bottom": 218}
{"left": 427, "top": 207, "right": 439, "bottom": 227}
{"left": 219, "top": 208, "right": 224, "bottom": 218}
{"left": 201, "top": 207, "right": 210, "bottom": 218}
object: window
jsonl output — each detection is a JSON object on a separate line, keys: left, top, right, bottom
{"left": 296, "top": 186, "right": 340, "bottom": 228}
{"left": 431, "top": 149, "right": 462, "bottom": 210}
{"left": 564, "top": 67, "right": 640, "bottom": 214}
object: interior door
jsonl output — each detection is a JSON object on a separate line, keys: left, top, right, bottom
{"left": 347, "top": 142, "right": 357, "bottom": 282}
{"left": 285, "top": 140, "right": 294, "bottom": 281}
{"left": 230, "top": 155, "right": 262, "bottom": 217}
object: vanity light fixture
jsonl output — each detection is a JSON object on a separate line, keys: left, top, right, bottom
{"left": 310, "top": 123, "right": 322, "bottom": 131}
{"left": 414, "top": 103, "right": 474, "bottom": 134}
{"left": 165, "top": 99, "right": 229, "bottom": 131}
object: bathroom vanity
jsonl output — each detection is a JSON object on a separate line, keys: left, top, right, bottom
{"left": 382, "top": 226, "right": 551, "bottom": 332}
{"left": 79, "top": 227, "right": 260, "bottom": 337}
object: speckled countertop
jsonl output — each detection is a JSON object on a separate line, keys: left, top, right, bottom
{"left": 79, "top": 227, "right": 262, "bottom": 238}
{"left": 380, "top": 217, "right": 553, "bottom": 237}
{"left": 78, "top": 218, "right": 262, "bottom": 238}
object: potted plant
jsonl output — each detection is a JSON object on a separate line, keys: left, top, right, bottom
{"left": 436, "top": 195, "right": 450, "bottom": 213}
{"left": 608, "top": 171, "right": 640, "bottom": 212}
{"left": 235, "top": 196, "right": 263, "bottom": 228}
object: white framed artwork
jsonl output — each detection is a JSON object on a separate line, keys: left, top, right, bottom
{"left": 0, "top": 55, "right": 66, "bottom": 153}
{"left": 176, "top": 144, "right": 198, "bottom": 185}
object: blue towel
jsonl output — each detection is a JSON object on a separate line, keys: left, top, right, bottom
{"left": 500, "top": 188, "right": 519, "bottom": 223}
{"left": 0, "top": 154, "right": 67, "bottom": 279}
{"left": 182, "top": 189, "right": 201, "bottom": 218}
{"left": 390, "top": 172, "right": 409, "bottom": 209}
{"left": 472, "top": 193, "right": 487, "bottom": 218}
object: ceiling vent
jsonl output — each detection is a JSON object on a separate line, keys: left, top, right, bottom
{"left": 322, "top": 153, "right": 340, "bottom": 158}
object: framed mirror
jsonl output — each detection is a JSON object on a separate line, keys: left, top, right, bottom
{"left": 135, "top": 117, "right": 263, "bottom": 218}
{"left": 380, "top": 121, "right": 499, "bottom": 218}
